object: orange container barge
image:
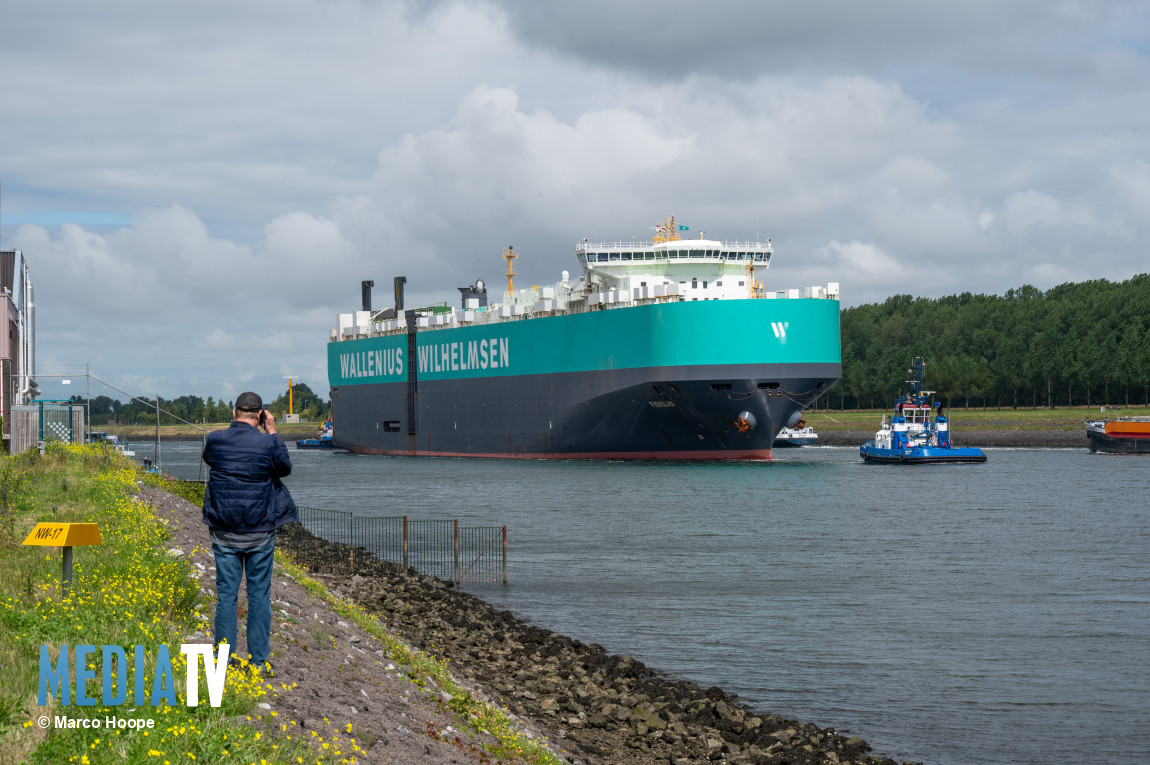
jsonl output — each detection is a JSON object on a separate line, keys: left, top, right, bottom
{"left": 1086, "top": 415, "right": 1150, "bottom": 454}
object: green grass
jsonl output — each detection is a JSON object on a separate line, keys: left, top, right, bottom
{"left": 803, "top": 406, "right": 1150, "bottom": 431}
{"left": 0, "top": 443, "right": 565, "bottom": 765}
{"left": 0, "top": 443, "right": 312, "bottom": 764}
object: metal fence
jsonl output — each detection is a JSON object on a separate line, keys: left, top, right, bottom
{"left": 277, "top": 506, "right": 506, "bottom": 585}
{"left": 10, "top": 403, "right": 87, "bottom": 453}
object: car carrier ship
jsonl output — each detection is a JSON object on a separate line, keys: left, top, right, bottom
{"left": 328, "top": 216, "right": 841, "bottom": 460}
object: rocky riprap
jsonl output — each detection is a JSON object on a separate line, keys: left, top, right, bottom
{"left": 288, "top": 531, "right": 918, "bottom": 765}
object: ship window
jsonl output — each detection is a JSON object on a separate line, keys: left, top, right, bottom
{"left": 384, "top": 421, "right": 401, "bottom": 432}
{"left": 646, "top": 252, "right": 655, "bottom": 260}
{"left": 621, "top": 252, "right": 632, "bottom": 260}
{"left": 716, "top": 281, "right": 722, "bottom": 286}
{"left": 711, "top": 383, "right": 732, "bottom": 391}
{"left": 757, "top": 382, "right": 780, "bottom": 389}
{"left": 739, "top": 280, "right": 745, "bottom": 286}
{"left": 703, "top": 281, "right": 708, "bottom": 288}
{"left": 609, "top": 253, "right": 620, "bottom": 261}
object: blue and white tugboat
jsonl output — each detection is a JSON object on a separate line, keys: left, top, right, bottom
{"left": 860, "top": 358, "right": 986, "bottom": 464}
{"left": 296, "top": 415, "right": 339, "bottom": 450}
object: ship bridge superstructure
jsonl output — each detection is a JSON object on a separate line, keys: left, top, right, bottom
{"left": 575, "top": 215, "right": 775, "bottom": 302}
{"left": 333, "top": 216, "right": 838, "bottom": 341}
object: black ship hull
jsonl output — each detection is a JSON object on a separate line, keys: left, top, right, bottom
{"left": 332, "top": 362, "right": 839, "bottom": 460}
{"left": 1087, "top": 430, "right": 1150, "bottom": 454}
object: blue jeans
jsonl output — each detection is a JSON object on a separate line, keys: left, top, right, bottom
{"left": 212, "top": 539, "right": 275, "bottom": 665}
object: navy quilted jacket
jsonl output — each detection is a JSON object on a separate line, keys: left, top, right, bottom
{"left": 202, "top": 420, "right": 298, "bottom": 533}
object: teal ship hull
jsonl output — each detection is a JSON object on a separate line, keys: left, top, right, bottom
{"left": 329, "top": 298, "right": 840, "bottom": 460}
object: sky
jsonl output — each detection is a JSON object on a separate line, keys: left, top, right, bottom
{"left": 2, "top": 0, "right": 1148, "bottom": 403}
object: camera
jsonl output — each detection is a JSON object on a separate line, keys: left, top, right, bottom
{"left": 259, "top": 409, "right": 267, "bottom": 426}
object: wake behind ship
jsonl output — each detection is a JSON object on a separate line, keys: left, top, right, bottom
{"left": 328, "top": 217, "right": 841, "bottom": 460}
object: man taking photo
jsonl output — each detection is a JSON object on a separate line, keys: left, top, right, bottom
{"left": 202, "top": 391, "right": 297, "bottom": 672}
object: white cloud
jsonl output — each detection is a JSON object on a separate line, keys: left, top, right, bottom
{"left": 3, "top": 0, "right": 1149, "bottom": 397}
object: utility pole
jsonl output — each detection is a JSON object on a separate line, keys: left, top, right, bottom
{"left": 155, "top": 393, "right": 160, "bottom": 467}
{"left": 85, "top": 363, "right": 90, "bottom": 444}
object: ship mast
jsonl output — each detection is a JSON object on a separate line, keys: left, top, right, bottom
{"left": 651, "top": 214, "right": 681, "bottom": 244}
{"left": 746, "top": 259, "right": 764, "bottom": 298}
{"left": 503, "top": 244, "right": 518, "bottom": 295}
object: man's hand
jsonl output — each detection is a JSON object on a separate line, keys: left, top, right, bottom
{"left": 261, "top": 409, "right": 277, "bottom": 435}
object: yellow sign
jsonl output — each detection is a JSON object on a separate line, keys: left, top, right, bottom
{"left": 22, "top": 523, "right": 103, "bottom": 547}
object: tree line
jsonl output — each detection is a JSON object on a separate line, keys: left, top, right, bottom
{"left": 72, "top": 382, "right": 331, "bottom": 426}
{"left": 834, "top": 273, "right": 1150, "bottom": 409}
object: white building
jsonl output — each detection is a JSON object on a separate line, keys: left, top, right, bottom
{"left": 0, "top": 248, "right": 37, "bottom": 448}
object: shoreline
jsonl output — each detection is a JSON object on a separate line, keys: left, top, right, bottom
{"left": 117, "top": 427, "right": 1087, "bottom": 449}
{"left": 814, "top": 428, "right": 1085, "bottom": 449}
{"left": 285, "top": 528, "right": 916, "bottom": 765}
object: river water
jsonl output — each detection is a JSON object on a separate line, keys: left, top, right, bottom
{"left": 154, "top": 440, "right": 1149, "bottom": 765}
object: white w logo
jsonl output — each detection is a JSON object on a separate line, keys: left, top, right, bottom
{"left": 771, "top": 321, "right": 788, "bottom": 339}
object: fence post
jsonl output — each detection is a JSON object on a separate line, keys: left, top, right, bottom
{"left": 402, "top": 515, "right": 408, "bottom": 569}
{"left": 453, "top": 519, "right": 460, "bottom": 583}
{"left": 502, "top": 524, "right": 507, "bottom": 584}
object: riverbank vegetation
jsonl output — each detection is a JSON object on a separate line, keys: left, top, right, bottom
{"left": 837, "top": 273, "right": 1150, "bottom": 410}
{"left": 802, "top": 406, "right": 1150, "bottom": 432}
{"left": 0, "top": 444, "right": 565, "bottom": 765}
{"left": 0, "top": 444, "right": 298, "bottom": 763}
{"left": 70, "top": 382, "right": 331, "bottom": 428}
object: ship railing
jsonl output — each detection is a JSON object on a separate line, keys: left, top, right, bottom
{"left": 277, "top": 507, "right": 507, "bottom": 585}
{"left": 576, "top": 239, "right": 773, "bottom": 252}
{"left": 332, "top": 282, "right": 839, "bottom": 341}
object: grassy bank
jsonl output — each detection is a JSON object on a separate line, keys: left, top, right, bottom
{"left": 802, "top": 406, "right": 1148, "bottom": 432}
{"left": 102, "top": 406, "right": 1146, "bottom": 440}
{"left": 0, "top": 444, "right": 563, "bottom": 765}
{"left": 0, "top": 444, "right": 298, "bottom": 763}
{"left": 99, "top": 422, "right": 320, "bottom": 439}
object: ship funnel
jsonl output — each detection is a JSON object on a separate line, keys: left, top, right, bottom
{"left": 394, "top": 276, "right": 407, "bottom": 312}
{"left": 361, "top": 280, "right": 374, "bottom": 312}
